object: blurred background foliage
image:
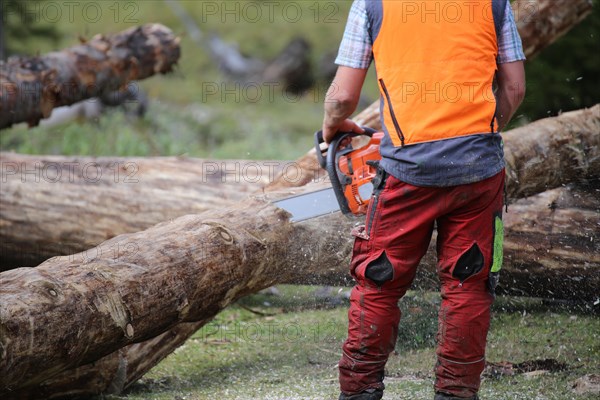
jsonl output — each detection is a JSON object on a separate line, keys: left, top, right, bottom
{"left": 0, "top": 0, "right": 598, "bottom": 159}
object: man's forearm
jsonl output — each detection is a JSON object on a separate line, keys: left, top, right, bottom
{"left": 496, "top": 84, "right": 525, "bottom": 130}
{"left": 496, "top": 61, "right": 526, "bottom": 131}
{"left": 322, "top": 66, "right": 369, "bottom": 142}
{"left": 324, "top": 98, "right": 356, "bottom": 132}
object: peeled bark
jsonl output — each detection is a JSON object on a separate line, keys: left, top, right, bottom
{"left": 0, "top": 24, "right": 180, "bottom": 129}
{"left": 266, "top": 0, "right": 595, "bottom": 191}
{"left": 0, "top": 154, "right": 285, "bottom": 268}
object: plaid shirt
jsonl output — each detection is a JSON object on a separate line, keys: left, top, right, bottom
{"left": 336, "top": 0, "right": 526, "bottom": 69}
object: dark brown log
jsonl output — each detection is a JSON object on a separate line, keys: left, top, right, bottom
{"left": 0, "top": 24, "right": 180, "bottom": 129}
{"left": 0, "top": 154, "right": 285, "bottom": 269}
{"left": 266, "top": 0, "right": 595, "bottom": 191}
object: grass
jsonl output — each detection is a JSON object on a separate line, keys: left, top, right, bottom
{"left": 104, "top": 287, "right": 599, "bottom": 400}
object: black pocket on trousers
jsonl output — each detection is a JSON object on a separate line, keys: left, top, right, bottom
{"left": 365, "top": 251, "right": 394, "bottom": 286}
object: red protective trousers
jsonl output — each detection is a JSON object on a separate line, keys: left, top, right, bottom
{"left": 339, "top": 170, "right": 505, "bottom": 398}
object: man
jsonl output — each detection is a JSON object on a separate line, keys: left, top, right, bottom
{"left": 322, "top": 1, "right": 525, "bottom": 399}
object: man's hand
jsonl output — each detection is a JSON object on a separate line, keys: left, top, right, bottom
{"left": 323, "top": 66, "right": 368, "bottom": 143}
{"left": 323, "top": 119, "right": 365, "bottom": 143}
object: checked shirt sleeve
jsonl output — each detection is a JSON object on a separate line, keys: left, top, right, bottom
{"left": 334, "top": 0, "right": 373, "bottom": 69}
{"left": 497, "top": 1, "right": 526, "bottom": 64}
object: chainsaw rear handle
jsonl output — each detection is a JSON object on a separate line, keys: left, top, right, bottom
{"left": 315, "top": 127, "right": 377, "bottom": 215}
{"left": 314, "top": 127, "right": 377, "bottom": 169}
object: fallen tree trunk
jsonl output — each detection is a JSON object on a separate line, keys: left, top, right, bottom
{"left": 499, "top": 184, "right": 600, "bottom": 298}
{"left": 2, "top": 106, "right": 597, "bottom": 268}
{"left": 0, "top": 196, "right": 354, "bottom": 393}
{"left": 0, "top": 154, "right": 285, "bottom": 269}
{"left": 1, "top": 180, "right": 598, "bottom": 396}
{"left": 513, "top": 0, "right": 594, "bottom": 60}
{"left": 503, "top": 105, "right": 600, "bottom": 198}
{"left": 265, "top": 0, "right": 595, "bottom": 191}
{"left": 0, "top": 24, "right": 180, "bottom": 129}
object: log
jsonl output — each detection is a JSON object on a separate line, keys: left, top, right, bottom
{"left": 0, "top": 195, "right": 354, "bottom": 392}
{"left": 503, "top": 105, "right": 600, "bottom": 198}
{"left": 2, "top": 105, "right": 597, "bottom": 268}
{"left": 6, "top": 320, "right": 210, "bottom": 399}
{"left": 1, "top": 180, "right": 599, "bottom": 396}
{"left": 498, "top": 184, "right": 600, "bottom": 299}
{"left": 0, "top": 154, "right": 286, "bottom": 269}
{"left": 265, "top": 0, "right": 595, "bottom": 191}
{"left": 1, "top": 105, "right": 598, "bottom": 268}
{"left": 513, "top": 0, "right": 594, "bottom": 60}
{"left": 0, "top": 24, "right": 180, "bottom": 129}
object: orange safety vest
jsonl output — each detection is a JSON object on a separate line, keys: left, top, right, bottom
{"left": 372, "top": 0, "right": 502, "bottom": 147}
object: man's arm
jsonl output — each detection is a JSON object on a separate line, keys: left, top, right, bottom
{"left": 495, "top": 60, "right": 526, "bottom": 131}
{"left": 322, "top": 66, "right": 369, "bottom": 143}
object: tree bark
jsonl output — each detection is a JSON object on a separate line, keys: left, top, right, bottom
{"left": 265, "top": 0, "right": 595, "bottom": 191}
{"left": 0, "top": 23, "right": 180, "bottom": 129}
{"left": 0, "top": 154, "right": 285, "bottom": 269}
{"left": 1, "top": 180, "right": 598, "bottom": 396}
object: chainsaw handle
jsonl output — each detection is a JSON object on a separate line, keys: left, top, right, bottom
{"left": 314, "top": 127, "right": 376, "bottom": 169}
{"left": 325, "top": 127, "right": 378, "bottom": 216}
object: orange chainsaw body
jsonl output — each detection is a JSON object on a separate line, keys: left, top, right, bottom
{"left": 337, "top": 132, "right": 383, "bottom": 215}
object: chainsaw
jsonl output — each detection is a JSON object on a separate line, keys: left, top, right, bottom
{"left": 275, "top": 127, "right": 383, "bottom": 222}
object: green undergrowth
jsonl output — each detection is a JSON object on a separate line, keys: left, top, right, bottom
{"left": 103, "top": 287, "right": 599, "bottom": 400}
{"left": 0, "top": 99, "right": 322, "bottom": 160}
